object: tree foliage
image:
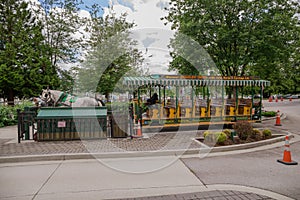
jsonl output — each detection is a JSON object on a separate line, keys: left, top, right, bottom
{"left": 164, "top": 0, "right": 300, "bottom": 94}
{"left": 77, "top": 9, "right": 143, "bottom": 100}
{"left": 0, "top": 0, "right": 92, "bottom": 105}
{"left": 37, "top": 0, "right": 85, "bottom": 65}
{"left": 0, "top": 0, "right": 59, "bottom": 105}
{"left": 37, "top": 0, "right": 87, "bottom": 92}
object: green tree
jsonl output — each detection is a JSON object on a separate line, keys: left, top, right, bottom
{"left": 164, "top": 0, "right": 300, "bottom": 90}
{"left": 77, "top": 9, "right": 143, "bottom": 101}
{"left": 0, "top": 0, "right": 59, "bottom": 105}
{"left": 281, "top": 26, "right": 300, "bottom": 94}
{"left": 37, "top": 0, "right": 86, "bottom": 91}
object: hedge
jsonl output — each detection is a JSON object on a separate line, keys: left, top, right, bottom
{"left": 0, "top": 101, "right": 33, "bottom": 128}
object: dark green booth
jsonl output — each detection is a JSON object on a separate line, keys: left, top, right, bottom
{"left": 36, "top": 107, "right": 107, "bottom": 141}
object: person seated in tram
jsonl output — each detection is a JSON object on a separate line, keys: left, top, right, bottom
{"left": 147, "top": 93, "right": 158, "bottom": 105}
{"left": 142, "top": 93, "right": 158, "bottom": 119}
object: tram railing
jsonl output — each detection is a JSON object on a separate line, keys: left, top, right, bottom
{"left": 134, "top": 98, "right": 261, "bottom": 126}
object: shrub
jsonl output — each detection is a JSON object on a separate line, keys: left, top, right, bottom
{"left": 234, "top": 121, "right": 253, "bottom": 140}
{"left": 217, "top": 132, "right": 228, "bottom": 144}
{"left": 203, "top": 130, "right": 212, "bottom": 138}
{"left": 0, "top": 101, "right": 33, "bottom": 128}
{"left": 261, "top": 111, "right": 277, "bottom": 117}
{"left": 204, "top": 131, "right": 228, "bottom": 145}
{"left": 222, "top": 129, "right": 232, "bottom": 138}
{"left": 250, "top": 128, "right": 263, "bottom": 140}
{"left": 262, "top": 129, "right": 272, "bottom": 139}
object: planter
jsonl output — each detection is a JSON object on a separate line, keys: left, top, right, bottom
{"left": 194, "top": 134, "right": 291, "bottom": 153}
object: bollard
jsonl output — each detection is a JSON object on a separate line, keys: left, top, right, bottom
{"left": 136, "top": 119, "right": 142, "bottom": 137}
{"left": 275, "top": 110, "right": 282, "bottom": 126}
{"left": 268, "top": 96, "right": 273, "bottom": 102}
{"left": 277, "top": 136, "right": 298, "bottom": 165}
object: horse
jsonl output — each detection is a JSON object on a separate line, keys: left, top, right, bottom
{"left": 40, "top": 89, "right": 105, "bottom": 107}
{"left": 32, "top": 97, "right": 47, "bottom": 107}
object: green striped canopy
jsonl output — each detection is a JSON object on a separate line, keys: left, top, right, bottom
{"left": 123, "top": 76, "right": 270, "bottom": 87}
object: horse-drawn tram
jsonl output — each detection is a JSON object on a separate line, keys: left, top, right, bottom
{"left": 123, "top": 75, "right": 270, "bottom": 131}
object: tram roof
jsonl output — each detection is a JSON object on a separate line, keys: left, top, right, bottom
{"left": 123, "top": 75, "right": 271, "bottom": 87}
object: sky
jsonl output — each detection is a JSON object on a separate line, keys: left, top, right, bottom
{"left": 32, "top": 0, "right": 175, "bottom": 74}
{"left": 79, "top": 0, "right": 175, "bottom": 74}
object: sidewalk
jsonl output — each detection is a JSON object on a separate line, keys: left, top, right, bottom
{"left": 0, "top": 124, "right": 296, "bottom": 200}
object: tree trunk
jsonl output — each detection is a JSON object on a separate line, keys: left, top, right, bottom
{"left": 105, "top": 92, "right": 111, "bottom": 103}
{"left": 232, "top": 87, "right": 237, "bottom": 99}
{"left": 7, "top": 89, "right": 14, "bottom": 106}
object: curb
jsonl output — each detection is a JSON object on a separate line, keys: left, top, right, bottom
{"left": 261, "top": 113, "right": 286, "bottom": 121}
{"left": 0, "top": 133, "right": 295, "bottom": 164}
{"left": 208, "top": 133, "right": 292, "bottom": 153}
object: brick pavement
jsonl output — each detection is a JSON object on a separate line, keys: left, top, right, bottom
{"left": 0, "top": 130, "right": 203, "bottom": 157}
{"left": 114, "top": 190, "right": 275, "bottom": 200}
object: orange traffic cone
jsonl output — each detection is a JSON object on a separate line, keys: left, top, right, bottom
{"left": 275, "top": 110, "right": 282, "bottom": 126}
{"left": 277, "top": 136, "right": 298, "bottom": 165}
{"left": 136, "top": 119, "right": 142, "bottom": 137}
{"left": 269, "top": 96, "right": 273, "bottom": 102}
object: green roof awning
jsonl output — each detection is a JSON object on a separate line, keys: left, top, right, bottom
{"left": 123, "top": 75, "right": 271, "bottom": 87}
{"left": 37, "top": 107, "right": 107, "bottom": 119}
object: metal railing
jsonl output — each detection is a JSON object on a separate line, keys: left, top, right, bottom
{"left": 17, "top": 107, "right": 39, "bottom": 143}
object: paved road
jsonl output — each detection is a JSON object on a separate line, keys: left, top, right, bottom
{"left": 262, "top": 99, "right": 300, "bottom": 135}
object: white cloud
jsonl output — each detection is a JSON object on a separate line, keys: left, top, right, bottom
{"left": 105, "top": 0, "right": 170, "bottom": 29}
{"left": 78, "top": 9, "right": 91, "bottom": 19}
{"left": 156, "top": 0, "right": 170, "bottom": 10}
{"left": 103, "top": 0, "right": 175, "bottom": 74}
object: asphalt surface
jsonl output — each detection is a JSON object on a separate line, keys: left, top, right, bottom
{"left": 0, "top": 99, "right": 299, "bottom": 200}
